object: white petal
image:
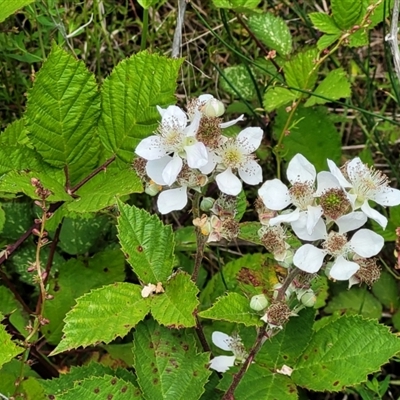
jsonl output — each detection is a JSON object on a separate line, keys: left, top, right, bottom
{"left": 361, "top": 201, "right": 387, "bottom": 229}
{"left": 336, "top": 212, "right": 367, "bottom": 234}
{"left": 236, "top": 127, "right": 263, "bottom": 154}
{"left": 135, "top": 136, "right": 167, "bottom": 160}
{"left": 157, "top": 187, "right": 188, "bottom": 214}
{"left": 239, "top": 160, "right": 263, "bottom": 185}
{"left": 370, "top": 186, "right": 400, "bottom": 206}
{"left": 212, "top": 331, "right": 233, "bottom": 351}
{"left": 216, "top": 168, "right": 242, "bottom": 195}
{"left": 219, "top": 114, "right": 245, "bottom": 128}
{"left": 329, "top": 256, "right": 360, "bottom": 281}
{"left": 314, "top": 171, "right": 342, "bottom": 196}
{"left": 291, "top": 212, "right": 327, "bottom": 241}
{"left": 347, "top": 158, "right": 368, "bottom": 184}
{"left": 293, "top": 244, "right": 325, "bottom": 273}
{"left": 327, "top": 159, "right": 352, "bottom": 188}
{"left": 306, "top": 205, "right": 323, "bottom": 234}
{"left": 162, "top": 105, "right": 187, "bottom": 130}
{"left": 199, "top": 150, "right": 219, "bottom": 174}
{"left": 146, "top": 156, "right": 172, "bottom": 185}
{"left": 185, "top": 142, "right": 208, "bottom": 168}
{"left": 184, "top": 110, "right": 201, "bottom": 137}
{"left": 270, "top": 209, "right": 300, "bottom": 225}
{"left": 198, "top": 94, "right": 213, "bottom": 102}
{"left": 350, "top": 229, "right": 384, "bottom": 257}
{"left": 287, "top": 154, "right": 316, "bottom": 184}
{"left": 209, "top": 356, "right": 236, "bottom": 373}
{"left": 162, "top": 156, "right": 183, "bottom": 186}
{"left": 258, "top": 179, "right": 291, "bottom": 210}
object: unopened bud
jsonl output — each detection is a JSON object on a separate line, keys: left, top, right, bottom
{"left": 145, "top": 182, "right": 162, "bottom": 196}
{"left": 30, "top": 178, "right": 40, "bottom": 186}
{"left": 250, "top": 294, "right": 269, "bottom": 311}
{"left": 300, "top": 290, "right": 316, "bottom": 307}
{"left": 202, "top": 98, "right": 225, "bottom": 118}
{"left": 200, "top": 197, "right": 215, "bottom": 212}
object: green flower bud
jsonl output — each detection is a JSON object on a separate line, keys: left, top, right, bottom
{"left": 145, "top": 182, "right": 161, "bottom": 196}
{"left": 300, "top": 290, "right": 316, "bottom": 308}
{"left": 200, "top": 197, "right": 215, "bottom": 212}
{"left": 202, "top": 98, "right": 225, "bottom": 117}
{"left": 250, "top": 294, "right": 269, "bottom": 311}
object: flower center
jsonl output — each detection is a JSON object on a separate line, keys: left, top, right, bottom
{"left": 220, "top": 142, "right": 245, "bottom": 168}
{"left": 319, "top": 188, "right": 350, "bottom": 220}
{"left": 350, "top": 165, "right": 389, "bottom": 204}
{"left": 289, "top": 182, "right": 314, "bottom": 210}
{"left": 323, "top": 232, "right": 348, "bottom": 257}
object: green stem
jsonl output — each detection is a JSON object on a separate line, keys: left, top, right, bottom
{"left": 140, "top": 8, "right": 149, "bottom": 51}
{"left": 191, "top": 192, "right": 206, "bottom": 283}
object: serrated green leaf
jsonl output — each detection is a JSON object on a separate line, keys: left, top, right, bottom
{"left": 58, "top": 214, "right": 109, "bottom": 255}
{"left": 0, "top": 201, "right": 34, "bottom": 241}
{"left": 51, "top": 283, "right": 150, "bottom": 355}
{"left": 263, "top": 87, "right": 298, "bottom": 112}
{"left": 331, "top": 0, "right": 362, "bottom": 29}
{"left": 309, "top": 12, "right": 341, "bottom": 35}
{"left": 274, "top": 107, "right": 341, "bottom": 171}
{"left": 324, "top": 287, "right": 382, "bottom": 319}
{"left": 0, "top": 145, "right": 43, "bottom": 175}
{"left": 103, "top": 343, "right": 135, "bottom": 367}
{"left": 98, "top": 51, "right": 182, "bottom": 163}
{"left": 238, "top": 221, "right": 262, "bottom": 245}
{"left": 220, "top": 65, "right": 257, "bottom": 101}
{"left": 26, "top": 43, "right": 100, "bottom": 176}
{"left": 42, "top": 363, "right": 140, "bottom": 396}
{"left": 234, "top": 365, "right": 298, "bottom": 399}
{"left": 0, "top": 169, "right": 71, "bottom": 202}
{"left": 0, "top": 287, "right": 30, "bottom": 338}
{"left": 133, "top": 319, "right": 211, "bottom": 400}
{"left": 256, "top": 308, "right": 315, "bottom": 369}
{"left": 212, "top": 0, "right": 261, "bottom": 9}
{"left": 372, "top": 271, "right": 399, "bottom": 309}
{"left": 305, "top": 68, "right": 351, "bottom": 107}
{"left": 348, "top": 29, "right": 368, "bottom": 47}
{"left": 317, "top": 33, "right": 341, "bottom": 50}
{"left": 284, "top": 48, "right": 319, "bottom": 90}
{"left": 0, "top": 119, "right": 30, "bottom": 146}
{"left": 67, "top": 164, "right": 142, "bottom": 213}
{"left": 151, "top": 271, "right": 198, "bottom": 328}
{"left": 55, "top": 375, "right": 142, "bottom": 399}
{"left": 7, "top": 243, "right": 64, "bottom": 286}
{"left": 292, "top": 315, "right": 400, "bottom": 391}
{"left": 0, "top": 313, "right": 24, "bottom": 368}
{"left": 0, "top": 0, "right": 34, "bottom": 23}
{"left": 248, "top": 13, "right": 292, "bottom": 56}
{"left": 117, "top": 202, "right": 176, "bottom": 283}
{"left": 199, "top": 292, "right": 263, "bottom": 327}
{"left": 43, "top": 251, "right": 126, "bottom": 344}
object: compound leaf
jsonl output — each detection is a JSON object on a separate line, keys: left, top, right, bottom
{"left": 292, "top": 315, "right": 400, "bottom": 391}
{"left": 117, "top": 202, "right": 176, "bottom": 283}
{"left": 26, "top": 43, "right": 100, "bottom": 175}
{"left": 50, "top": 283, "right": 149, "bottom": 355}
{"left": 133, "top": 319, "right": 211, "bottom": 400}
{"left": 98, "top": 51, "right": 182, "bottom": 162}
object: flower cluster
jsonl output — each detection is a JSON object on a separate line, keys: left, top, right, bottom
{"left": 257, "top": 154, "right": 400, "bottom": 282}
{"left": 134, "top": 95, "right": 263, "bottom": 214}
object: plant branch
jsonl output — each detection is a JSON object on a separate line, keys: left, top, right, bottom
{"left": 222, "top": 327, "right": 267, "bottom": 399}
